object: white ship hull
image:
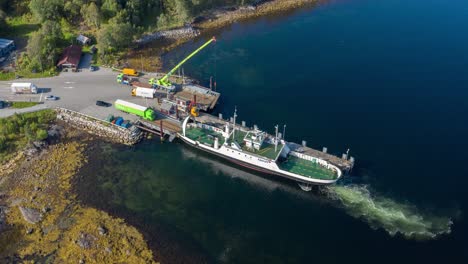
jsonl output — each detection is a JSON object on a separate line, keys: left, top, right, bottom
{"left": 178, "top": 134, "right": 342, "bottom": 186}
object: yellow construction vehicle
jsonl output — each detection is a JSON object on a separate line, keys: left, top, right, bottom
{"left": 189, "top": 95, "right": 199, "bottom": 117}
{"left": 190, "top": 106, "right": 199, "bottom": 117}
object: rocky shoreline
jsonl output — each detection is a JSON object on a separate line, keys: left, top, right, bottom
{"left": 56, "top": 108, "right": 143, "bottom": 146}
{"left": 137, "top": 0, "right": 317, "bottom": 43}
{"left": 136, "top": 26, "right": 201, "bottom": 46}
{"left": 0, "top": 123, "right": 157, "bottom": 263}
{"left": 196, "top": 0, "right": 317, "bottom": 30}
{"left": 127, "top": 0, "right": 318, "bottom": 71}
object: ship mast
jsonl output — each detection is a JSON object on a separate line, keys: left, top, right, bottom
{"left": 283, "top": 124, "right": 286, "bottom": 140}
{"left": 233, "top": 106, "right": 237, "bottom": 140}
{"left": 275, "top": 125, "right": 279, "bottom": 152}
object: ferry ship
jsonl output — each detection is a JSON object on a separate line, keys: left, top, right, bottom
{"left": 177, "top": 111, "right": 344, "bottom": 191}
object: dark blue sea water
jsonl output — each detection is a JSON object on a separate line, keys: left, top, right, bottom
{"left": 77, "top": 0, "right": 468, "bottom": 263}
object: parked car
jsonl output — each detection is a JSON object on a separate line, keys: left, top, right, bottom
{"left": 96, "top": 100, "right": 111, "bottom": 107}
{"left": 45, "top": 95, "right": 58, "bottom": 100}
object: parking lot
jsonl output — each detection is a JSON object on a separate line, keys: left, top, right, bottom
{"left": 0, "top": 68, "right": 161, "bottom": 121}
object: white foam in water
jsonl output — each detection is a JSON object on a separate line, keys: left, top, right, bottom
{"left": 326, "top": 184, "right": 454, "bottom": 240}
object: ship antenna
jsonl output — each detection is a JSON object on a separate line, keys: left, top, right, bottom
{"left": 233, "top": 106, "right": 237, "bottom": 140}
{"left": 283, "top": 124, "right": 286, "bottom": 141}
{"left": 275, "top": 125, "right": 279, "bottom": 152}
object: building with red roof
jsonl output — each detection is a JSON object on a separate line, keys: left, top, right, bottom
{"left": 57, "top": 45, "right": 82, "bottom": 71}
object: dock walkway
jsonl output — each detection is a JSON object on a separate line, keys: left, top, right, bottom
{"left": 137, "top": 117, "right": 182, "bottom": 141}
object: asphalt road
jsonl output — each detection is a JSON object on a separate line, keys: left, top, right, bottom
{"left": 0, "top": 104, "right": 49, "bottom": 118}
{"left": 0, "top": 68, "right": 160, "bottom": 121}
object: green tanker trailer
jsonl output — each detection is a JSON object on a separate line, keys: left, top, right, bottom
{"left": 114, "top": 99, "right": 156, "bottom": 121}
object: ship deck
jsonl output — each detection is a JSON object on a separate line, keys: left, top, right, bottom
{"left": 279, "top": 156, "right": 338, "bottom": 180}
{"left": 241, "top": 143, "right": 282, "bottom": 160}
{"left": 185, "top": 126, "right": 225, "bottom": 146}
{"left": 229, "top": 130, "right": 282, "bottom": 160}
{"left": 185, "top": 125, "right": 283, "bottom": 160}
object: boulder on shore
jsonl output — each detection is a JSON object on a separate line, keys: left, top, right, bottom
{"left": 19, "top": 206, "right": 43, "bottom": 224}
{"left": 0, "top": 206, "right": 8, "bottom": 233}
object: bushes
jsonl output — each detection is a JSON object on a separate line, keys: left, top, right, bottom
{"left": 0, "top": 110, "right": 56, "bottom": 162}
{"left": 0, "top": 136, "right": 6, "bottom": 151}
{"left": 36, "top": 129, "right": 48, "bottom": 141}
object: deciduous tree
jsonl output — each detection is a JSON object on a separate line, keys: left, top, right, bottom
{"left": 0, "top": 9, "right": 7, "bottom": 35}
{"left": 29, "top": 0, "right": 63, "bottom": 22}
{"left": 82, "top": 2, "right": 101, "bottom": 28}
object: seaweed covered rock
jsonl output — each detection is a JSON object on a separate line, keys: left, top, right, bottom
{"left": 1, "top": 135, "right": 156, "bottom": 263}
{"left": 76, "top": 232, "right": 97, "bottom": 249}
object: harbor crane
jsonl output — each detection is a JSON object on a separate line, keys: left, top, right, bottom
{"left": 149, "top": 36, "right": 216, "bottom": 90}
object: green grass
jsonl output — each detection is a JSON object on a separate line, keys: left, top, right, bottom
{"left": 0, "top": 72, "right": 15, "bottom": 81}
{"left": 5, "top": 15, "right": 40, "bottom": 39}
{"left": 0, "top": 69, "right": 57, "bottom": 81}
{"left": 10, "top": 102, "right": 40, "bottom": 109}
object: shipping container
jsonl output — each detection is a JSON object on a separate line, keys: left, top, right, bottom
{"left": 132, "top": 81, "right": 153, "bottom": 89}
{"left": 115, "top": 117, "right": 124, "bottom": 126}
{"left": 131, "top": 87, "right": 155, "bottom": 98}
{"left": 121, "top": 120, "right": 131, "bottom": 128}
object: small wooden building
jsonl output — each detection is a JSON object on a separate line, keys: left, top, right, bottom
{"left": 57, "top": 45, "right": 82, "bottom": 71}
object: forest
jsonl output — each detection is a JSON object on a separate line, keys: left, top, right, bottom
{"left": 0, "top": 0, "right": 255, "bottom": 73}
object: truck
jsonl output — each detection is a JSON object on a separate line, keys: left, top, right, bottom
{"left": 131, "top": 87, "right": 155, "bottom": 98}
{"left": 117, "top": 73, "right": 130, "bottom": 85}
{"left": 132, "top": 81, "right": 153, "bottom": 89}
{"left": 114, "top": 99, "right": 156, "bottom": 121}
{"left": 11, "top": 83, "right": 38, "bottom": 94}
{"left": 122, "top": 68, "right": 138, "bottom": 76}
